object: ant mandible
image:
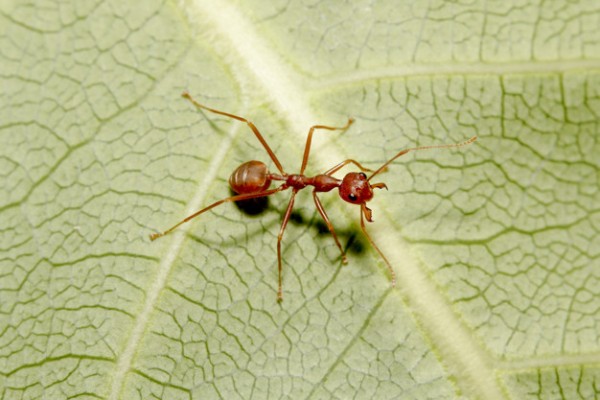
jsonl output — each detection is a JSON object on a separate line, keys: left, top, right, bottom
{"left": 150, "top": 92, "right": 477, "bottom": 301}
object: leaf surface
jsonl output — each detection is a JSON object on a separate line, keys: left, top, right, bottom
{"left": 1, "top": 1, "right": 599, "bottom": 399}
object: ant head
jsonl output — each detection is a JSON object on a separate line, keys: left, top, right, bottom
{"left": 339, "top": 173, "right": 388, "bottom": 222}
{"left": 339, "top": 172, "right": 372, "bottom": 204}
{"left": 339, "top": 172, "right": 387, "bottom": 205}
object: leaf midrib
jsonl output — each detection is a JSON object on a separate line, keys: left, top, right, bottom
{"left": 110, "top": 1, "right": 504, "bottom": 398}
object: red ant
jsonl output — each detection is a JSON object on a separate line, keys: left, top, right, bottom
{"left": 150, "top": 92, "right": 477, "bottom": 301}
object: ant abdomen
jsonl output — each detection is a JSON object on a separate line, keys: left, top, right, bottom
{"left": 229, "top": 160, "right": 272, "bottom": 194}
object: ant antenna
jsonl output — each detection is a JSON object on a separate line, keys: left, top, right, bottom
{"left": 368, "top": 135, "right": 477, "bottom": 181}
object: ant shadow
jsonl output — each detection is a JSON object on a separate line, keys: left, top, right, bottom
{"left": 230, "top": 188, "right": 367, "bottom": 258}
{"left": 231, "top": 188, "right": 270, "bottom": 215}
{"left": 290, "top": 210, "right": 367, "bottom": 258}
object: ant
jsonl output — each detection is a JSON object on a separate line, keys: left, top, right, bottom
{"left": 150, "top": 92, "right": 477, "bottom": 301}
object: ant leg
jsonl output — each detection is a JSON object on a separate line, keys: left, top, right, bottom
{"left": 325, "top": 159, "right": 375, "bottom": 176}
{"left": 150, "top": 186, "right": 286, "bottom": 241}
{"left": 182, "top": 92, "right": 285, "bottom": 174}
{"left": 276, "top": 189, "right": 298, "bottom": 302}
{"left": 312, "top": 191, "right": 348, "bottom": 264}
{"left": 359, "top": 204, "right": 396, "bottom": 287}
{"left": 300, "top": 118, "right": 354, "bottom": 174}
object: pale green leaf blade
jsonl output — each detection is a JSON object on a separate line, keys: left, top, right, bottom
{"left": 1, "top": 1, "right": 599, "bottom": 400}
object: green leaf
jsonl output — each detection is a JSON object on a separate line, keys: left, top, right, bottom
{"left": 1, "top": 0, "right": 599, "bottom": 399}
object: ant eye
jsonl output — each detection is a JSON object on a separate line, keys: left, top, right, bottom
{"left": 359, "top": 172, "right": 367, "bottom": 179}
{"left": 348, "top": 194, "right": 357, "bottom": 202}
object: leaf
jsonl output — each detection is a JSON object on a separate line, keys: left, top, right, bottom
{"left": 1, "top": 0, "right": 599, "bottom": 399}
